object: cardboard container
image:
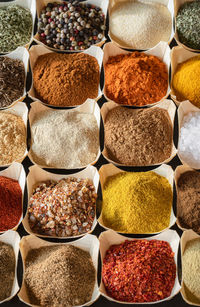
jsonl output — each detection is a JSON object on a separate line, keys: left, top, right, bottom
{"left": 34, "top": 0, "right": 108, "bottom": 53}
{"left": 18, "top": 233, "right": 100, "bottom": 307}
{"left": 98, "top": 163, "right": 176, "bottom": 234}
{"left": 28, "top": 99, "right": 101, "bottom": 169}
{"left": 101, "top": 99, "right": 177, "bottom": 167}
{"left": 103, "top": 41, "right": 171, "bottom": 107}
{"left": 99, "top": 229, "right": 181, "bottom": 304}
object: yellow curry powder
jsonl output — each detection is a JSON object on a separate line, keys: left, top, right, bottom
{"left": 102, "top": 171, "right": 172, "bottom": 233}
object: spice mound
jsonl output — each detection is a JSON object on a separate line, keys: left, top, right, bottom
{"left": 0, "top": 5, "right": 32, "bottom": 53}
{"left": 102, "top": 171, "right": 172, "bottom": 233}
{"left": 28, "top": 177, "right": 97, "bottom": 237}
{"left": 24, "top": 245, "right": 96, "bottom": 307}
{"left": 0, "top": 242, "right": 15, "bottom": 301}
{"left": 30, "top": 108, "right": 99, "bottom": 168}
{"left": 102, "top": 239, "right": 176, "bottom": 302}
{"left": 172, "top": 56, "right": 200, "bottom": 108}
{"left": 38, "top": 1, "right": 105, "bottom": 51}
{"left": 33, "top": 52, "right": 99, "bottom": 106}
{"left": 104, "top": 107, "right": 173, "bottom": 166}
{"left": 110, "top": 1, "right": 171, "bottom": 49}
{"left": 105, "top": 52, "right": 168, "bottom": 106}
{"left": 0, "top": 112, "right": 26, "bottom": 165}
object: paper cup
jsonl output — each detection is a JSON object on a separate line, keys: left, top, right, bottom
{"left": 28, "top": 44, "right": 103, "bottom": 107}
{"left": 99, "top": 229, "right": 181, "bottom": 304}
{"left": 98, "top": 163, "right": 176, "bottom": 234}
{"left": 108, "top": 0, "right": 174, "bottom": 50}
{"left": 18, "top": 233, "right": 100, "bottom": 307}
{"left": 28, "top": 99, "right": 101, "bottom": 170}
{"left": 101, "top": 99, "right": 177, "bottom": 167}
{"left": 103, "top": 41, "right": 171, "bottom": 107}
{"left": 34, "top": 0, "right": 108, "bottom": 53}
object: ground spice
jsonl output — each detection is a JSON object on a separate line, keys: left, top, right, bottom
{"left": 102, "top": 239, "right": 176, "bottom": 303}
{"left": 105, "top": 52, "right": 168, "bottom": 106}
{"left": 33, "top": 52, "right": 99, "bottom": 107}
{"left": 24, "top": 245, "right": 96, "bottom": 307}
{"left": 104, "top": 107, "right": 173, "bottom": 166}
{"left": 102, "top": 171, "right": 172, "bottom": 233}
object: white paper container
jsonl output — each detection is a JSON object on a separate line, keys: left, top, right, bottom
{"left": 0, "top": 102, "right": 28, "bottom": 167}
{"left": 98, "top": 163, "right": 176, "bottom": 234}
{"left": 108, "top": 0, "right": 174, "bottom": 50}
{"left": 28, "top": 99, "right": 101, "bottom": 169}
{"left": 28, "top": 44, "right": 103, "bottom": 107}
{"left": 18, "top": 233, "right": 100, "bottom": 307}
{"left": 0, "top": 0, "right": 36, "bottom": 54}
{"left": 99, "top": 229, "right": 181, "bottom": 304}
{"left": 0, "top": 230, "right": 20, "bottom": 304}
{"left": 34, "top": 0, "right": 108, "bottom": 53}
{"left": 101, "top": 99, "right": 177, "bottom": 166}
{"left": 103, "top": 41, "right": 171, "bottom": 107}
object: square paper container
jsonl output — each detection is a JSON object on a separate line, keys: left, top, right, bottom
{"left": 103, "top": 41, "right": 171, "bottom": 107}
{"left": 23, "top": 164, "right": 99, "bottom": 239}
{"left": 0, "top": 230, "right": 21, "bottom": 304}
{"left": 170, "top": 46, "right": 200, "bottom": 107}
{"left": 177, "top": 100, "right": 200, "bottom": 169}
{"left": 18, "top": 234, "right": 100, "bottom": 307}
{"left": 0, "top": 0, "right": 36, "bottom": 53}
{"left": 108, "top": 0, "right": 174, "bottom": 50}
{"left": 34, "top": 0, "right": 108, "bottom": 53}
{"left": 98, "top": 163, "right": 176, "bottom": 234}
{"left": 0, "top": 162, "right": 26, "bottom": 233}
{"left": 99, "top": 229, "right": 181, "bottom": 304}
{"left": 0, "top": 102, "right": 28, "bottom": 167}
{"left": 101, "top": 99, "right": 177, "bottom": 167}
{"left": 28, "top": 44, "right": 103, "bottom": 106}
{"left": 28, "top": 99, "right": 101, "bottom": 169}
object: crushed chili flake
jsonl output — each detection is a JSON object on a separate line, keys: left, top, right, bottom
{"left": 102, "top": 239, "right": 176, "bottom": 303}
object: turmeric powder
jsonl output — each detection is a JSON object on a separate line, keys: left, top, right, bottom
{"left": 102, "top": 171, "right": 172, "bottom": 233}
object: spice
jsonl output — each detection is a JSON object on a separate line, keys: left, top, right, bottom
{"left": 172, "top": 56, "right": 200, "bottom": 108}
{"left": 30, "top": 108, "right": 99, "bottom": 168}
{"left": 0, "top": 5, "right": 32, "bottom": 53}
{"left": 38, "top": 1, "right": 105, "bottom": 51}
{"left": 33, "top": 52, "right": 99, "bottom": 107}
{"left": 110, "top": 1, "right": 171, "bottom": 49}
{"left": 0, "top": 242, "right": 15, "bottom": 301}
{"left": 102, "top": 239, "right": 176, "bottom": 302}
{"left": 104, "top": 107, "right": 173, "bottom": 166}
{"left": 0, "top": 57, "right": 25, "bottom": 108}
{"left": 28, "top": 177, "right": 97, "bottom": 237}
{"left": 0, "top": 112, "right": 26, "bottom": 165}
{"left": 102, "top": 171, "right": 172, "bottom": 233}
{"left": 176, "top": 1, "right": 200, "bottom": 50}
{"left": 105, "top": 52, "right": 168, "bottom": 106}
{"left": 24, "top": 245, "right": 96, "bottom": 307}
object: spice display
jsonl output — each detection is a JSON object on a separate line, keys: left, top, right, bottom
{"left": 172, "top": 56, "right": 200, "bottom": 108}
{"left": 104, "top": 107, "right": 173, "bottom": 166}
{"left": 33, "top": 52, "right": 99, "bottom": 106}
{"left": 24, "top": 245, "right": 95, "bottom": 306}
{"left": 0, "top": 112, "right": 26, "bottom": 165}
{"left": 110, "top": 1, "right": 171, "bottom": 49}
{"left": 0, "top": 242, "right": 15, "bottom": 301}
{"left": 102, "top": 171, "right": 172, "bottom": 233}
{"left": 28, "top": 177, "right": 97, "bottom": 237}
{"left": 38, "top": 1, "right": 105, "bottom": 51}
{"left": 105, "top": 52, "right": 168, "bottom": 106}
{"left": 0, "top": 176, "right": 22, "bottom": 231}
{"left": 0, "top": 57, "right": 25, "bottom": 108}
{"left": 102, "top": 239, "right": 176, "bottom": 302}
{"left": 0, "top": 5, "right": 32, "bottom": 53}
{"left": 176, "top": 1, "right": 200, "bottom": 50}
{"left": 30, "top": 108, "right": 99, "bottom": 168}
